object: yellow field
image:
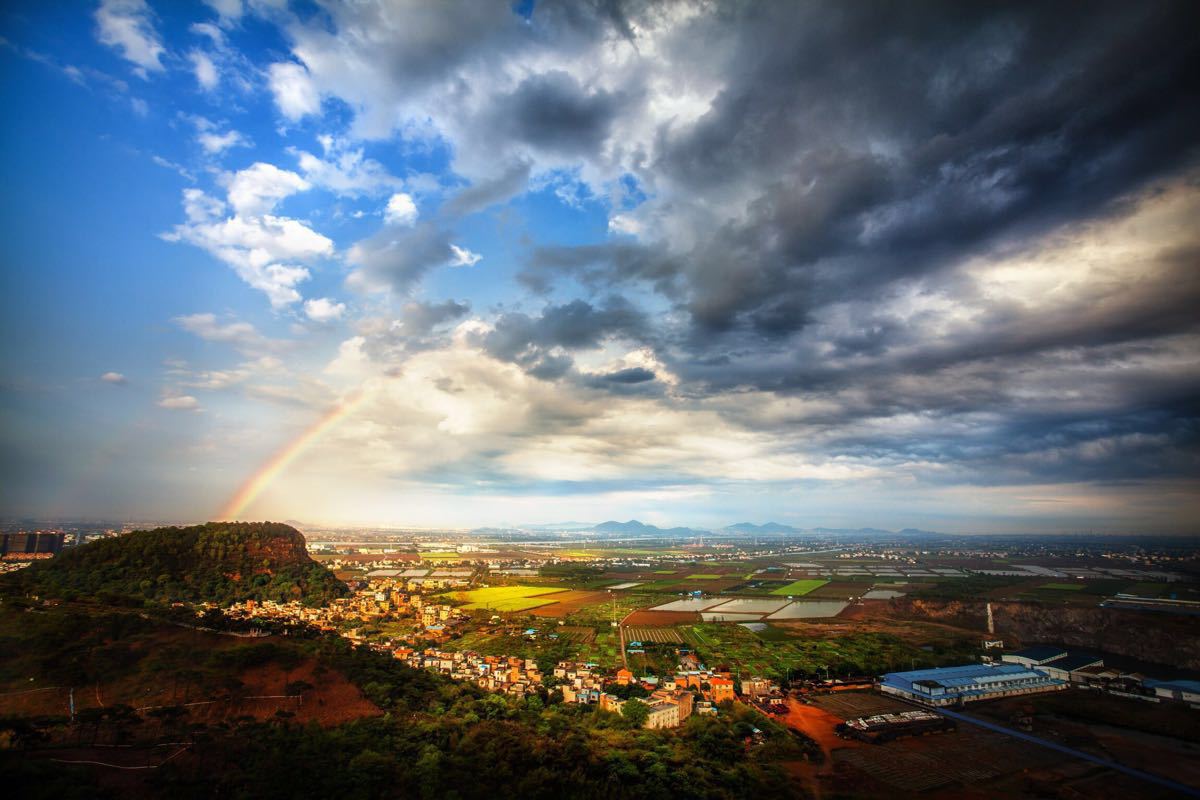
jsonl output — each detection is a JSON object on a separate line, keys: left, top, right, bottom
{"left": 444, "top": 585, "right": 567, "bottom": 611}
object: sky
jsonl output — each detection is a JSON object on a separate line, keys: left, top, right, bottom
{"left": 0, "top": 1, "right": 1198, "bottom": 533}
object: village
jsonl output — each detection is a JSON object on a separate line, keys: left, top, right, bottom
{"left": 216, "top": 573, "right": 789, "bottom": 729}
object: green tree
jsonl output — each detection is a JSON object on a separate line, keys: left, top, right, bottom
{"left": 620, "top": 698, "right": 650, "bottom": 728}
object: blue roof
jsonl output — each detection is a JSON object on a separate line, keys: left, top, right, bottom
{"left": 1049, "top": 653, "right": 1103, "bottom": 671}
{"left": 881, "top": 663, "right": 1064, "bottom": 698}
{"left": 1007, "top": 645, "right": 1068, "bottom": 662}
{"left": 1145, "top": 679, "right": 1200, "bottom": 693}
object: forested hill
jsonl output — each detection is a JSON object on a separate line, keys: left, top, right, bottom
{"left": 0, "top": 522, "right": 347, "bottom": 607}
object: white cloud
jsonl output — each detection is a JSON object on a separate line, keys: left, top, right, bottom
{"left": 449, "top": 244, "right": 481, "bottom": 267}
{"left": 165, "top": 210, "right": 326, "bottom": 307}
{"left": 608, "top": 214, "right": 641, "bottom": 236}
{"left": 173, "top": 313, "right": 285, "bottom": 358}
{"left": 94, "top": 0, "right": 165, "bottom": 77}
{"left": 151, "top": 155, "right": 195, "bottom": 182}
{"left": 165, "top": 166, "right": 332, "bottom": 307}
{"left": 268, "top": 61, "right": 321, "bottom": 121}
{"left": 189, "top": 49, "right": 219, "bottom": 90}
{"left": 202, "top": 0, "right": 243, "bottom": 27}
{"left": 384, "top": 192, "right": 418, "bottom": 226}
{"left": 293, "top": 146, "right": 401, "bottom": 196}
{"left": 158, "top": 394, "right": 200, "bottom": 410}
{"left": 129, "top": 97, "right": 149, "bottom": 117}
{"left": 224, "top": 162, "right": 310, "bottom": 216}
{"left": 197, "top": 128, "right": 249, "bottom": 155}
{"left": 100, "top": 371, "right": 127, "bottom": 384}
{"left": 304, "top": 297, "right": 347, "bottom": 323}
{"left": 324, "top": 336, "right": 369, "bottom": 376}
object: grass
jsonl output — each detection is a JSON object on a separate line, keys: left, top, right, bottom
{"left": 769, "top": 579, "right": 828, "bottom": 597}
{"left": 653, "top": 570, "right": 677, "bottom": 575}
{"left": 442, "top": 585, "right": 566, "bottom": 611}
{"left": 686, "top": 574, "right": 722, "bottom": 580}
{"left": 1037, "top": 583, "right": 1084, "bottom": 591}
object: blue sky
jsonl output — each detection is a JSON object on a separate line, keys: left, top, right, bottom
{"left": 1, "top": 1, "right": 1197, "bottom": 532}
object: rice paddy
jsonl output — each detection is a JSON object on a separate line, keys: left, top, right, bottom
{"left": 769, "top": 579, "right": 829, "bottom": 596}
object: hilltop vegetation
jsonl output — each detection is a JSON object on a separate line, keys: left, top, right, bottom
{"left": 0, "top": 605, "right": 811, "bottom": 799}
{"left": 0, "top": 522, "right": 347, "bottom": 607}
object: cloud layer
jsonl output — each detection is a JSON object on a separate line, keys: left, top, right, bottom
{"left": 7, "top": 0, "right": 1198, "bottom": 530}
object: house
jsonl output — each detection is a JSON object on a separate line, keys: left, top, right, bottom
{"left": 645, "top": 701, "right": 680, "bottom": 729}
{"left": 709, "top": 677, "right": 735, "bottom": 703}
{"left": 740, "top": 677, "right": 775, "bottom": 698}
{"left": 616, "top": 668, "right": 633, "bottom": 686}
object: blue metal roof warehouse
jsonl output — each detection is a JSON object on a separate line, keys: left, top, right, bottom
{"left": 880, "top": 663, "right": 1067, "bottom": 706}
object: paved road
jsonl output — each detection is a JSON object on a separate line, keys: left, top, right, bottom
{"left": 934, "top": 707, "right": 1200, "bottom": 798}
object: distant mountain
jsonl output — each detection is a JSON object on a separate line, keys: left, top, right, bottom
{"left": 724, "top": 522, "right": 800, "bottom": 534}
{"left": 807, "top": 527, "right": 942, "bottom": 537}
{"left": 1, "top": 521, "right": 347, "bottom": 607}
{"left": 591, "top": 520, "right": 706, "bottom": 537}
{"left": 519, "top": 522, "right": 598, "bottom": 531}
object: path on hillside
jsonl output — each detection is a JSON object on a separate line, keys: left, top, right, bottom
{"left": 934, "top": 707, "right": 1200, "bottom": 798}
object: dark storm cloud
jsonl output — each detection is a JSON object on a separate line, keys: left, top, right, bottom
{"left": 399, "top": 299, "right": 470, "bottom": 336}
{"left": 592, "top": 367, "right": 655, "bottom": 384}
{"left": 524, "top": 1, "right": 1200, "bottom": 337}
{"left": 441, "top": 160, "right": 532, "bottom": 218}
{"left": 479, "top": 297, "right": 648, "bottom": 365}
{"left": 492, "top": 70, "right": 630, "bottom": 157}
{"left": 305, "top": 0, "right": 1200, "bottom": 498}
{"left": 348, "top": 222, "right": 455, "bottom": 292}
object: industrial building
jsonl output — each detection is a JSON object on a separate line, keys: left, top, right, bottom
{"left": 879, "top": 663, "right": 1067, "bottom": 707}
{"left": 1145, "top": 679, "right": 1200, "bottom": 708}
{"left": 1001, "top": 647, "right": 1104, "bottom": 680}
{"left": 836, "top": 710, "right": 956, "bottom": 743}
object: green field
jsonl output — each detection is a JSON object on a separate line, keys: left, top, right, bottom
{"left": 686, "top": 573, "right": 722, "bottom": 580}
{"left": 443, "top": 585, "right": 566, "bottom": 611}
{"left": 420, "top": 551, "right": 461, "bottom": 560}
{"left": 653, "top": 570, "right": 677, "bottom": 575}
{"left": 770, "top": 579, "right": 828, "bottom": 596}
{"left": 1038, "top": 583, "right": 1084, "bottom": 591}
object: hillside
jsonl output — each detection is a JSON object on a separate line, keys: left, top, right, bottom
{"left": 0, "top": 604, "right": 807, "bottom": 799}
{"left": 1, "top": 521, "right": 347, "bottom": 607}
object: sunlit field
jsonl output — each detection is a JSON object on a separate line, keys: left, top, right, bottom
{"left": 769, "top": 579, "right": 829, "bottom": 596}
{"left": 444, "top": 585, "right": 567, "bottom": 611}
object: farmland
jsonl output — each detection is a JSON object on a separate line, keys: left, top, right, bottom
{"left": 770, "top": 579, "right": 828, "bottom": 596}
{"left": 624, "top": 626, "right": 686, "bottom": 644}
{"left": 443, "top": 585, "right": 565, "bottom": 611}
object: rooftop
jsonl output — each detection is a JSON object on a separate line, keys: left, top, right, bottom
{"left": 1006, "top": 645, "right": 1068, "bottom": 663}
{"left": 883, "top": 663, "right": 1056, "bottom": 692}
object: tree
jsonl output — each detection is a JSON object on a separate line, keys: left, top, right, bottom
{"left": 620, "top": 698, "right": 650, "bottom": 728}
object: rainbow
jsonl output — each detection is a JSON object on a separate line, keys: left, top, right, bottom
{"left": 218, "top": 389, "right": 368, "bottom": 520}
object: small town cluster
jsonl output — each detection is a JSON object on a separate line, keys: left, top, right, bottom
{"left": 218, "top": 580, "right": 787, "bottom": 728}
